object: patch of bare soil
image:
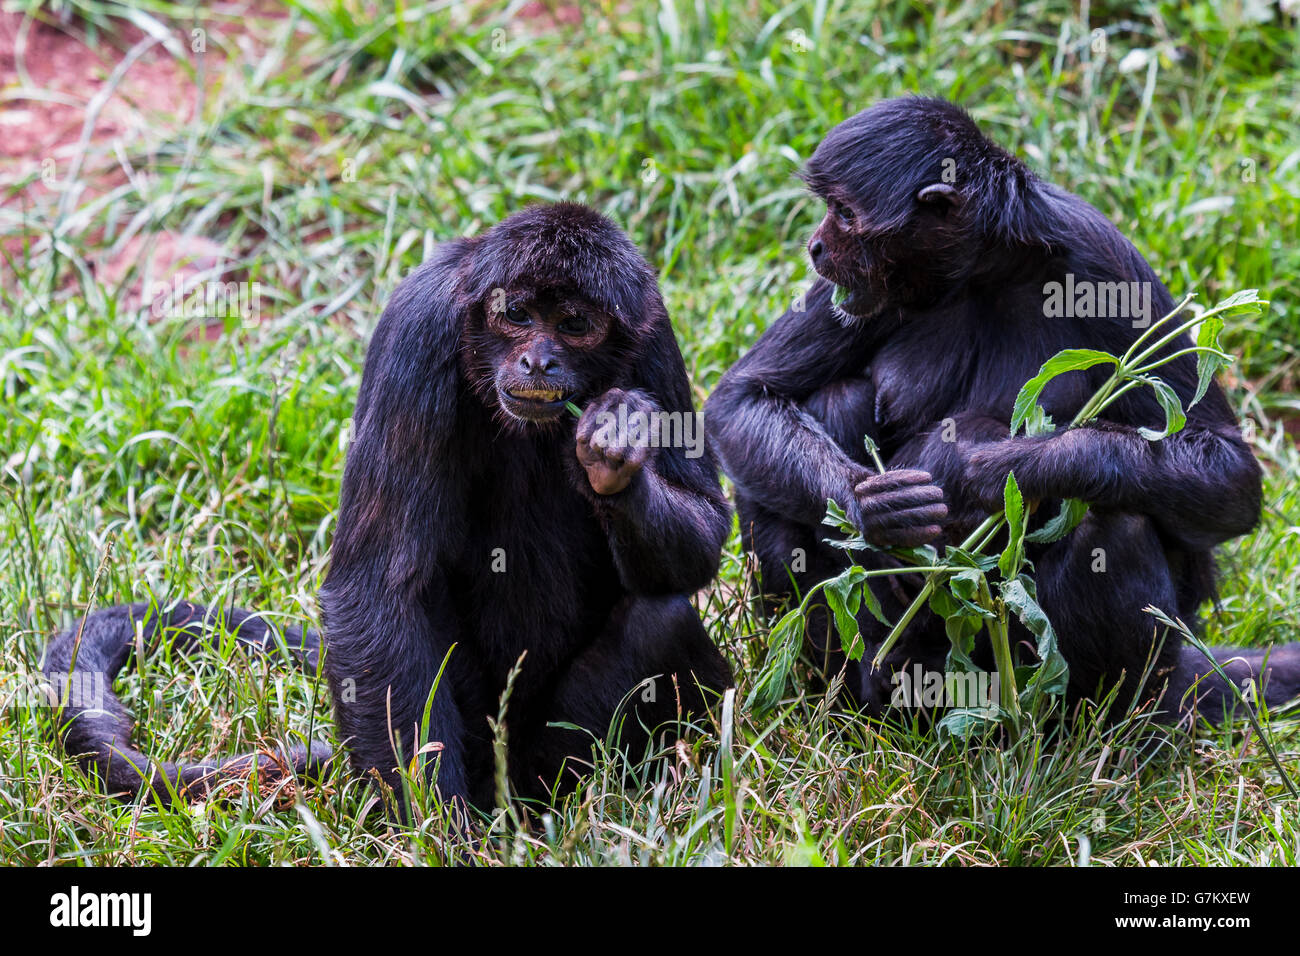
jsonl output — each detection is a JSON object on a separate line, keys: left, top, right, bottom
{"left": 0, "top": 7, "right": 275, "bottom": 324}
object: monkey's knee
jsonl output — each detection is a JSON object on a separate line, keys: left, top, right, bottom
{"left": 620, "top": 595, "right": 731, "bottom": 700}
{"left": 1037, "top": 512, "right": 1181, "bottom": 706}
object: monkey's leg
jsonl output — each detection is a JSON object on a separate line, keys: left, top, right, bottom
{"left": 1032, "top": 511, "right": 1185, "bottom": 718}
{"left": 1034, "top": 510, "right": 1300, "bottom": 723}
{"left": 510, "top": 595, "right": 731, "bottom": 802}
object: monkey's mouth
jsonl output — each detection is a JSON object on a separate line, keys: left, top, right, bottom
{"left": 831, "top": 284, "right": 868, "bottom": 315}
{"left": 507, "top": 387, "right": 566, "bottom": 402}
{"left": 829, "top": 281, "right": 882, "bottom": 321}
{"left": 498, "top": 384, "right": 571, "bottom": 421}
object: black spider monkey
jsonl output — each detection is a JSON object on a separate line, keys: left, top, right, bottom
{"left": 705, "top": 96, "right": 1300, "bottom": 722}
{"left": 44, "top": 203, "right": 733, "bottom": 809}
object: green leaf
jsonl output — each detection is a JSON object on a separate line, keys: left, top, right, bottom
{"left": 1010, "top": 349, "right": 1119, "bottom": 436}
{"left": 892, "top": 543, "right": 941, "bottom": 566}
{"left": 823, "top": 565, "right": 890, "bottom": 661}
{"left": 929, "top": 587, "right": 985, "bottom": 670}
{"left": 948, "top": 566, "right": 987, "bottom": 604}
{"left": 1000, "top": 576, "right": 1069, "bottom": 704}
{"left": 1191, "top": 313, "right": 1225, "bottom": 408}
{"left": 1207, "top": 288, "right": 1265, "bottom": 317}
{"left": 1025, "top": 498, "right": 1089, "bottom": 544}
{"left": 822, "top": 497, "right": 850, "bottom": 528}
{"left": 1022, "top": 404, "right": 1056, "bottom": 438}
{"left": 1134, "top": 374, "right": 1187, "bottom": 441}
{"left": 998, "top": 471, "right": 1026, "bottom": 579}
{"left": 746, "top": 606, "right": 805, "bottom": 712}
{"left": 936, "top": 706, "right": 1002, "bottom": 743}
{"left": 823, "top": 568, "right": 864, "bottom": 660}
{"left": 944, "top": 546, "right": 999, "bottom": 573}
{"left": 822, "top": 498, "right": 864, "bottom": 549}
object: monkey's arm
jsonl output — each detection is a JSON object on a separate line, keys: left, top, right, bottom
{"left": 584, "top": 448, "right": 731, "bottom": 595}
{"left": 960, "top": 363, "right": 1260, "bottom": 551}
{"left": 320, "top": 567, "right": 469, "bottom": 802}
{"left": 705, "top": 284, "right": 880, "bottom": 527}
{"left": 321, "top": 243, "right": 476, "bottom": 804}
{"left": 965, "top": 420, "right": 1260, "bottom": 550}
{"left": 574, "top": 324, "right": 731, "bottom": 595}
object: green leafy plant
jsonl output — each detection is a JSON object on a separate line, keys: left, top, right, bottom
{"left": 749, "top": 289, "right": 1268, "bottom": 740}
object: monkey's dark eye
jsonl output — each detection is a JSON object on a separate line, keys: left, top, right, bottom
{"left": 557, "top": 315, "right": 591, "bottom": 336}
{"left": 833, "top": 202, "right": 856, "bottom": 227}
{"left": 504, "top": 304, "right": 531, "bottom": 326}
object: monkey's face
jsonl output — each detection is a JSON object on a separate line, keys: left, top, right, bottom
{"left": 806, "top": 187, "right": 971, "bottom": 322}
{"left": 479, "top": 290, "right": 612, "bottom": 426}
{"left": 806, "top": 194, "right": 888, "bottom": 320}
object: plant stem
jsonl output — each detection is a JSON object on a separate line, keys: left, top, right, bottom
{"left": 870, "top": 512, "right": 1004, "bottom": 668}
{"left": 987, "top": 598, "right": 1020, "bottom": 723}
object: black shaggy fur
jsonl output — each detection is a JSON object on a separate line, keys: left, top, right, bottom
{"left": 44, "top": 203, "right": 732, "bottom": 809}
{"left": 323, "top": 203, "right": 731, "bottom": 808}
{"left": 706, "top": 96, "right": 1300, "bottom": 723}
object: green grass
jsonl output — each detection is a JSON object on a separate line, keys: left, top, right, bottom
{"left": 2, "top": 0, "right": 1299, "bottom": 866}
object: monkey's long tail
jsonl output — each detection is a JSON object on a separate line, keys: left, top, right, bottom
{"left": 1168, "top": 643, "right": 1300, "bottom": 722}
{"left": 41, "top": 600, "right": 334, "bottom": 805}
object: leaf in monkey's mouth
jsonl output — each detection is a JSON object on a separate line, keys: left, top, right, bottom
{"left": 832, "top": 283, "right": 849, "bottom": 307}
{"left": 507, "top": 387, "right": 565, "bottom": 402}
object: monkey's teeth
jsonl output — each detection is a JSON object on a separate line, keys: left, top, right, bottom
{"left": 509, "top": 388, "right": 563, "bottom": 402}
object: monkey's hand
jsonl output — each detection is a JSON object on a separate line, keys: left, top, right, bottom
{"left": 851, "top": 468, "right": 948, "bottom": 547}
{"left": 576, "top": 388, "right": 657, "bottom": 495}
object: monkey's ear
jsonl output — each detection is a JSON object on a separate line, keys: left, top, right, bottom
{"left": 916, "top": 183, "right": 962, "bottom": 207}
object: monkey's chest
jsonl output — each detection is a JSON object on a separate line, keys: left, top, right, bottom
{"left": 868, "top": 337, "right": 971, "bottom": 439}
{"left": 452, "top": 481, "right": 619, "bottom": 669}
{"left": 868, "top": 315, "right": 1053, "bottom": 438}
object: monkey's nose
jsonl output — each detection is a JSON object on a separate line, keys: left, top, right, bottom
{"left": 518, "top": 351, "right": 556, "bottom": 375}
{"left": 808, "top": 238, "right": 824, "bottom": 263}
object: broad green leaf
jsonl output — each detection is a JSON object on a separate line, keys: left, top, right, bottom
{"left": 1191, "top": 313, "right": 1225, "bottom": 408}
{"left": 891, "top": 542, "right": 941, "bottom": 566}
{"left": 746, "top": 606, "right": 805, "bottom": 712}
{"left": 929, "top": 587, "right": 984, "bottom": 671}
{"left": 998, "top": 471, "right": 1026, "bottom": 579}
{"left": 1025, "top": 498, "right": 1089, "bottom": 544}
{"left": 1134, "top": 374, "right": 1187, "bottom": 441}
{"left": 1206, "top": 288, "right": 1265, "bottom": 317}
{"left": 1000, "top": 576, "right": 1069, "bottom": 703}
{"left": 948, "top": 566, "right": 986, "bottom": 604}
{"left": 824, "top": 567, "right": 864, "bottom": 660}
{"left": 936, "top": 706, "right": 1002, "bottom": 743}
{"left": 1010, "top": 349, "right": 1119, "bottom": 436}
{"left": 944, "top": 546, "right": 999, "bottom": 573}
{"left": 822, "top": 497, "right": 851, "bottom": 529}
{"left": 822, "top": 498, "right": 865, "bottom": 550}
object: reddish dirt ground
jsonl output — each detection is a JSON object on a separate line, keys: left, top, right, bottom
{"left": 0, "top": 8, "right": 259, "bottom": 322}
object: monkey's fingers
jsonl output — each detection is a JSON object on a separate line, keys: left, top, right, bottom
{"left": 620, "top": 440, "right": 650, "bottom": 469}
{"left": 597, "top": 442, "right": 627, "bottom": 468}
{"left": 575, "top": 410, "right": 604, "bottom": 447}
{"left": 862, "top": 501, "right": 948, "bottom": 547}
{"left": 576, "top": 431, "right": 621, "bottom": 468}
{"left": 857, "top": 482, "right": 946, "bottom": 516}
{"left": 855, "top": 469, "right": 939, "bottom": 496}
